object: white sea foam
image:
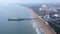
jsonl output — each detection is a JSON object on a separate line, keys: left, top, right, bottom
{"left": 32, "top": 20, "right": 45, "bottom": 34}
{"left": 32, "top": 20, "right": 41, "bottom": 34}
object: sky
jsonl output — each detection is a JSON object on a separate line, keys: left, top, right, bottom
{"left": 0, "top": 0, "right": 60, "bottom": 4}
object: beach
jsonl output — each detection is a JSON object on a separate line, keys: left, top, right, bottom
{"left": 28, "top": 8, "right": 56, "bottom": 34}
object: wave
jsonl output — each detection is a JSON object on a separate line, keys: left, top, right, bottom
{"left": 32, "top": 20, "right": 41, "bottom": 34}
{"left": 32, "top": 20, "right": 45, "bottom": 34}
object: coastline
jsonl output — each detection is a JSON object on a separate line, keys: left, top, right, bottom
{"left": 29, "top": 8, "right": 56, "bottom": 34}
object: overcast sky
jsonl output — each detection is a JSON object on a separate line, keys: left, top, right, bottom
{"left": 0, "top": 0, "right": 60, "bottom": 4}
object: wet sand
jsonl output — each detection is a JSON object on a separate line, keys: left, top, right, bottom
{"left": 29, "top": 9, "right": 56, "bottom": 34}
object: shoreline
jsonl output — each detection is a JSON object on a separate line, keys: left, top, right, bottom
{"left": 29, "top": 8, "right": 56, "bottom": 34}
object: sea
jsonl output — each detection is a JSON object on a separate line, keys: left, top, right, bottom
{"left": 0, "top": 4, "right": 44, "bottom": 34}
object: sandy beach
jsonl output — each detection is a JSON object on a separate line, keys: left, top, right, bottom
{"left": 29, "top": 8, "right": 56, "bottom": 34}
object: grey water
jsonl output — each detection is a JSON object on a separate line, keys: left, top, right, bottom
{"left": 0, "top": 4, "right": 37, "bottom": 34}
{"left": 0, "top": 4, "right": 45, "bottom": 34}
